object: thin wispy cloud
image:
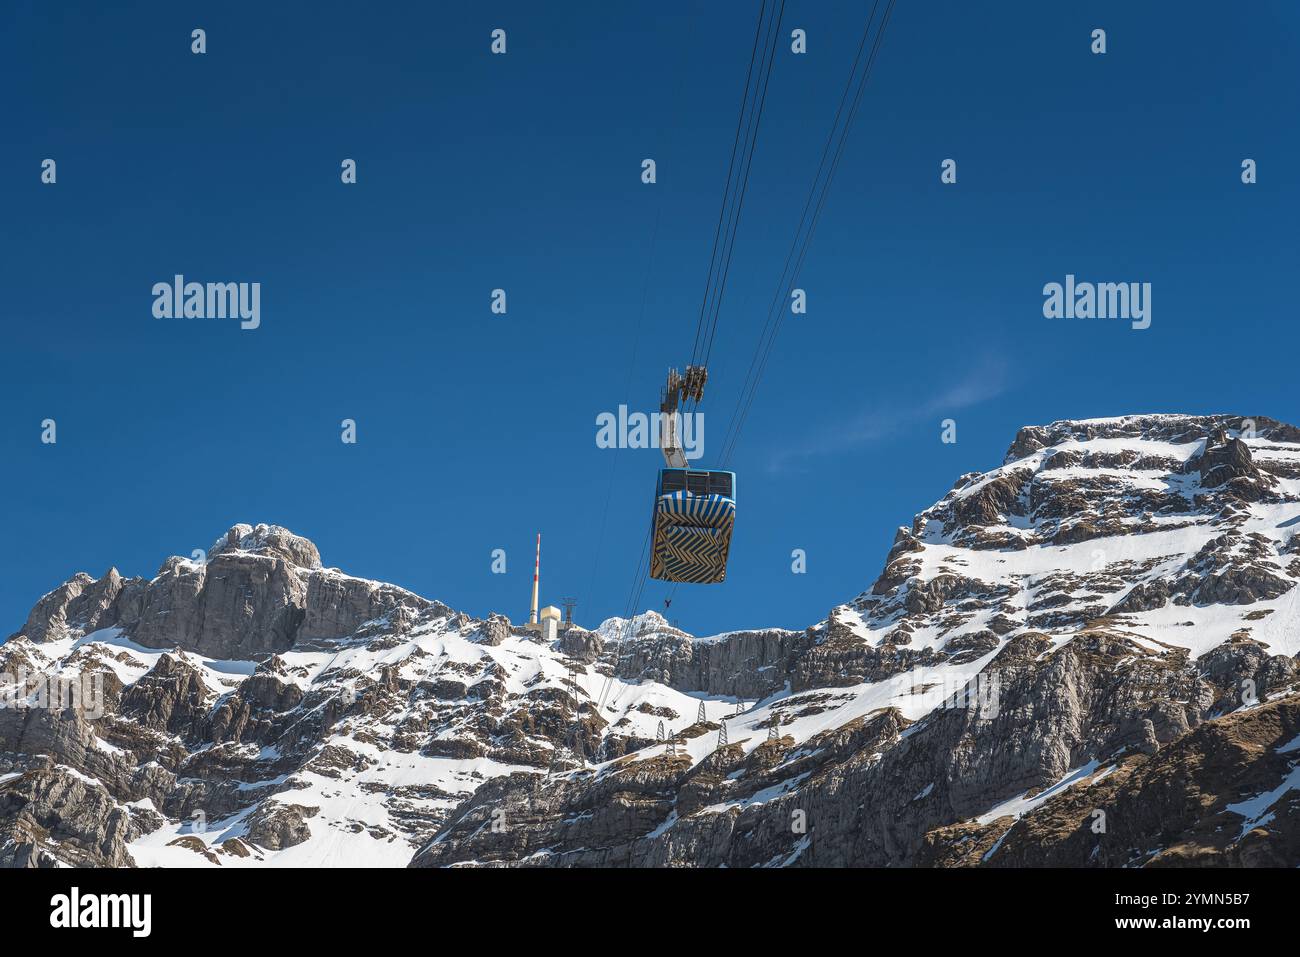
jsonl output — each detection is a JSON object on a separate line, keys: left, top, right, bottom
{"left": 767, "top": 355, "right": 1011, "bottom": 472}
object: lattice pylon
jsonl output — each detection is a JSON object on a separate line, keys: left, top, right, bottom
{"left": 697, "top": 700, "right": 707, "bottom": 724}
{"left": 567, "top": 664, "right": 581, "bottom": 714}
{"left": 718, "top": 720, "right": 728, "bottom": 750}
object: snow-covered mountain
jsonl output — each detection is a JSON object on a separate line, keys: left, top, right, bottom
{"left": 0, "top": 527, "right": 734, "bottom": 867}
{"left": 5, "top": 414, "right": 1300, "bottom": 867}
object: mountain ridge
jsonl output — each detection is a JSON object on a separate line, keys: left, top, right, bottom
{"left": 4, "top": 412, "right": 1300, "bottom": 867}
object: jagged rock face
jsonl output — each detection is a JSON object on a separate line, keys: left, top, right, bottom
{"left": 920, "top": 693, "right": 1300, "bottom": 867}
{"left": 414, "top": 634, "right": 1300, "bottom": 868}
{"left": 6, "top": 523, "right": 441, "bottom": 660}
{"left": 5, "top": 414, "right": 1300, "bottom": 868}
{"left": 211, "top": 524, "right": 323, "bottom": 570}
{"left": 128, "top": 552, "right": 309, "bottom": 658}
{"left": 12, "top": 569, "right": 128, "bottom": 645}
{"left": 848, "top": 414, "right": 1300, "bottom": 651}
{"left": 600, "top": 613, "right": 801, "bottom": 699}
{"left": 0, "top": 552, "right": 740, "bottom": 866}
{"left": 0, "top": 762, "right": 152, "bottom": 868}
{"left": 245, "top": 802, "right": 318, "bottom": 850}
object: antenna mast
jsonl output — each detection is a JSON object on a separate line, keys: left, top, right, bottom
{"left": 529, "top": 533, "right": 541, "bottom": 626}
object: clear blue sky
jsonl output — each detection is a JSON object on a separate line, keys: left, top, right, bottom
{"left": 2, "top": 1, "right": 1297, "bottom": 639}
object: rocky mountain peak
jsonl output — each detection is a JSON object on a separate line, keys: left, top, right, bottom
{"left": 1001, "top": 413, "right": 1300, "bottom": 466}
{"left": 596, "top": 610, "right": 680, "bottom": 642}
{"left": 7, "top": 522, "right": 428, "bottom": 659}
{"left": 208, "top": 523, "right": 323, "bottom": 569}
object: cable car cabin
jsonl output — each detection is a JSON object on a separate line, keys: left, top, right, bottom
{"left": 649, "top": 469, "right": 737, "bottom": 584}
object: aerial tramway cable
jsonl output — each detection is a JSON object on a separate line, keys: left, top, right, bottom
{"left": 596, "top": 0, "right": 782, "bottom": 717}
{"left": 643, "top": 0, "right": 895, "bottom": 678}
{"left": 581, "top": 1, "right": 704, "bottom": 670}
{"left": 718, "top": 0, "right": 896, "bottom": 468}
{"left": 598, "top": 0, "right": 897, "bottom": 732}
{"left": 691, "top": 0, "right": 787, "bottom": 384}
{"left": 603, "top": 4, "right": 785, "bottom": 711}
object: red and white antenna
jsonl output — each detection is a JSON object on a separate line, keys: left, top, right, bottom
{"left": 529, "top": 533, "right": 541, "bottom": 626}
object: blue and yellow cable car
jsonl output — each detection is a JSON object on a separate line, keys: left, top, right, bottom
{"left": 649, "top": 468, "right": 736, "bottom": 584}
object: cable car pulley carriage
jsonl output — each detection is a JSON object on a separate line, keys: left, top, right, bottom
{"left": 649, "top": 365, "right": 737, "bottom": 584}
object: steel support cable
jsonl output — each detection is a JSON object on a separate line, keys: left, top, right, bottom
{"left": 639, "top": 2, "right": 785, "bottom": 692}
{"left": 600, "top": 1, "right": 778, "bottom": 719}
{"left": 582, "top": 204, "right": 663, "bottom": 617}
{"left": 598, "top": 1, "right": 791, "bottom": 737}
{"left": 580, "top": 5, "right": 703, "bottom": 761}
{"left": 596, "top": 524, "right": 653, "bottom": 715}
{"left": 718, "top": 0, "right": 895, "bottom": 467}
{"left": 717, "top": 0, "right": 886, "bottom": 464}
{"left": 689, "top": 0, "right": 772, "bottom": 369}
{"left": 698, "top": 0, "right": 786, "bottom": 376}
{"left": 594, "top": 0, "right": 895, "bottom": 785}
{"left": 722, "top": 0, "right": 896, "bottom": 466}
{"left": 584, "top": 1, "right": 701, "bottom": 621}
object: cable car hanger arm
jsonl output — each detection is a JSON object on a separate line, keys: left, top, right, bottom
{"left": 659, "top": 365, "right": 707, "bottom": 468}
